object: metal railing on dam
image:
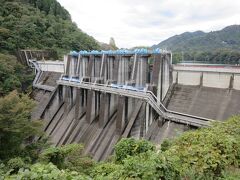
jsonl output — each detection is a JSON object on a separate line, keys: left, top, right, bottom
{"left": 57, "top": 78, "right": 214, "bottom": 127}
{"left": 29, "top": 60, "right": 56, "bottom": 91}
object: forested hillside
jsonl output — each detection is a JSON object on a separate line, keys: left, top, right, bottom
{"left": 0, "top": 0, "right": 100, "bottom": 55}
{"left": 153, "top": 25, "right": 240, "bottom": 52}
{"left": 153, "top": 25, "right": 240, "bottom": 64}
{"left": 0, "top": 0, "right": 100, "bottom": 96}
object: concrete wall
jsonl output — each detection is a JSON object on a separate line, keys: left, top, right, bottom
{"left": 175, "top": 71, "right": 201, "bottom": 86}
{"left": 173, "top": 65, "right": 240, "bottom": 90}
{"left": 233, "top": 74, "right": 240, "bottom": 90}
{"left": 38, "top": 60, "right": 65, "bottom": 73}
{"left": 203, "top": 73, "right": 231, "bottom": 89}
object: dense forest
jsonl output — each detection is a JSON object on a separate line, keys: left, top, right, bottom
{"left": 0, "top": 0, "right": 100, "bottom": 56}
{"left": 153, "top": 25, "right": 240, "bottom": 64}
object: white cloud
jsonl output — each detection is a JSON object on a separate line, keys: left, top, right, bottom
{"left": 57, "top": 0, "right": 240, "bottom": 48}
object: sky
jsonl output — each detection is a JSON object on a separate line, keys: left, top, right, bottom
{"left": 57, "top": 0, "right": 240, "bottom": 48}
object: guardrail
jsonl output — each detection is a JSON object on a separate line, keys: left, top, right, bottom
{"left": 57, "top": 78, "right": 215, "bottom": 127}
{"left": 29, "top": 60, "right": 55, "bottom": 92}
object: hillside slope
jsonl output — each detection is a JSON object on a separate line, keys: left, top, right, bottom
{"left": 0, "top": 0, "right": 99, "bottom": 55}
{"left": 152, "top": 25, "right": 240, "bottom": 52}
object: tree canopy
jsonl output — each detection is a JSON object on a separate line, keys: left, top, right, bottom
{"left": 0, "top": 0, "right": 100, "bottom": 56}
{"left": 0, "top": 53, "right": 34, "bottom": 96}
{"left": 0, "top": 91, "right": 43, "bottom": 161}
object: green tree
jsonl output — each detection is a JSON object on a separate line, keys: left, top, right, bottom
{"left": 114, "top": 138, "right": 155, "bottom": 163}
{"left": 0, "top": 53, "right": 34, "bottom": 95}
{"left": 0, "top": 91, "right": 43, "bottom": 161}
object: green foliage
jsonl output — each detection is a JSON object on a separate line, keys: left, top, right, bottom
{"left": 0, "top": 0, "right": 99, "bottom": 55}
{"left": 0, "top": 53, "right": 34, "bottom": 95}
{"left": 92, "top": 116, "right": 240, "bottom": 179}
{"left": 91, "top": 162, "right": 123, "bottom": 179}
{"left": 165, "top": 116, "right": 240, "bottom": 178}
{"left": 0, "top": 91, "right": 43, "bottom": 161}
{"left": 119, "top": 152, "right": 180, "bottom": 180}
{"left": 39, "top": 144, "right": 95, "bottom": 174}
{"left": 5, "top": 163, "right": 87, "bottom": 180}
{"left": 6, "top": 157, "right": 28, "bottom": 174}
{"left": 173, "top": 50, "right": 240, "bottom": 64}
{"left": 221, "top": 167, "right": 240, "bottom": 180}
{"left": 23, "top": 0, "right": 71, "bottom": 20}
{"left": 114, "top": 138, "right": 155, "bottom": 163}
{"left": 92, "top": 152, "right": 180, "bottom": 180}
{"left": 161, "top": 139, "right": 173, "bottom": 152}
{"left": 39, "top": 144, "right": 82, "bottom": 168}
{"left": 153, "top": 25, "right": 240, "bottom": 64}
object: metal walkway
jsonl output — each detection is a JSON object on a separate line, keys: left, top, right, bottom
{"left": 57, "top": 80, "right": 215, "bottom": 127}
{"left": 29, "top": 60, "right": 56, "bottom": 92}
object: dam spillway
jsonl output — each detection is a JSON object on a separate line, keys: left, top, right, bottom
{"left": 17, "top": 49, "right": 240, "bottom": 161}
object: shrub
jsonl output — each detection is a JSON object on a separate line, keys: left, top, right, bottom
{"left": 7, "top": 163, "right": 87, "bottom": 179}
{"left": 6, "top": 157, "right": 28, "bottom": 174}
{"left": 114, "top": 138, "right": 155, "bottom": 163}
{"left": 39, "top": 143, "right": 95, "bottom": 174}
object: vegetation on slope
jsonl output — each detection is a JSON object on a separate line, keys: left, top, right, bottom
{"left": 0, "top": 53, "right": 34, "bottom": 96}
{"left": 0, "top": 114, "right": 240, "bottom": 179}
{"left": 0, "top": 0, "right": 100, "bottom": 56}
{"left": 152, "top": 25, "right": 240, "bottom": 64}
{"left": 0, "top": 91, "right": 45, "bottom": 161}
{"left": 153, "top": 25, "right": 240, "bottom": 52}
{"left": 172, "top": 49, "right": 240, "bottom": 64}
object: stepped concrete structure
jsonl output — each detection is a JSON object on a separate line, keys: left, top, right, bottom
{"left": 18, "top": 50, "right": 240, "bottom": 161}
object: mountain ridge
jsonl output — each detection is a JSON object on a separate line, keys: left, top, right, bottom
{"left": 152, "top": 25, "right": 240, "bottom": 52}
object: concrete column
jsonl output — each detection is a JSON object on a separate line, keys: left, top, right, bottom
{"left": 200, "top": 72, "right": 203, "bottom": 87}
{"left": 113, "top": 55, "right": 120, "bottom": 81}
{"left": 98, "top": 93, "right": 109, "bottom": 128}
{"left": 167, "top": 54, "right": 173, "bottom": 85}
{"left": 139, "top": 103, "right": 146, "bottom": 138}
{"left": 100, "top": 54, "right": 106, "bottom": 79}
{"left": 116, "top": 96, "right": 126, "bottom": 135}
{"left": 117, "top": 56, "right": 130, "bottom": 84}
{"left": 151, "top": 54, "right": 161, "bottom": 85}
{"left": 86, "top": 90, "right": 95, "bottom": 123}
{"left": 108, "top": 56, "right": 115, "bottom": 80}
{"left": 76, "top": 55, "right": 81, "bottom": 77}
{"left": 229, "top": 74, "right": 234, "bottom": 89}
{"left": 58, "top": 85, "right": 63, "bottom": 104}
{"left": 136, "top": 55, "right": 148, "bottom": 87}
{"left": 161, "top": 55, "right": 166, "bottom": 100}
{"left": 92, "top": 55, "right": 101, "bottom": 82}
{"left": 65, "top": 55, "right": 71, "bottom": 76}
{"left": 87, "top": 55, "right": 94, "bottom": 81}
{"left": 82, "top": 56, "right": 89, "bottom": 77}
{"left": 63, "top": 86, "right": 71, "bottom": 113}
{"left": 72, "top": 56, "right": 78, "bottom": 76}
{"left": 176, "top": 72, "right": 179, "bottom": 84}
{"left": 131, "top": 54, "right": 138, "bottom": 81}
{"left": 74, "top": 88, "right": 81, "bottom": 120}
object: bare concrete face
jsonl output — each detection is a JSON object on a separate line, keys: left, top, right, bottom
{"left": 32, "top": 52, "right": 189, "bottom": 161}
{"left": 167, "top": 85, "right": 240, "bottom": 121}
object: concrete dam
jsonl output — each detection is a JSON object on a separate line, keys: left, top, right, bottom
{"left": 18, "top": 50, "right": 240, "bottom": 161}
